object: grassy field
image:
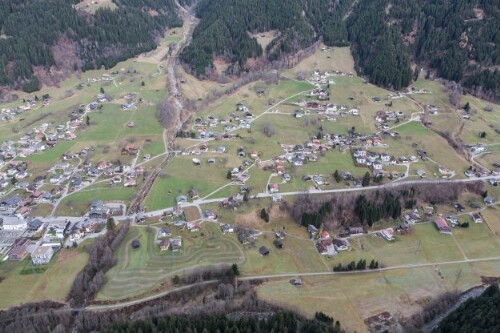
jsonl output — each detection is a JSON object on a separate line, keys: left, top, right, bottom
{"left": 0, "top": 248, "right": 88, "bottom": 309}
{"left": 74, "top": 0, "right": 117, "bottom": 13}
{"left": 56, "top": 187, "right": 137, "bottom": 216}
{"left": 144, "top": 157, "right": 233, "bottom": 211}
{"left": 257, "top": 259, "right": 500, "bottom": 333}
{"left": 285, "top": 45, "right": 355, "bottom": 75}
{"left": 97, "top": 223, "right": 244, "bottom": 300}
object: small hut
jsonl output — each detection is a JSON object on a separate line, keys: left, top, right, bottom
{"left": 131, "top": 239, "right": 140, "bottom": 249}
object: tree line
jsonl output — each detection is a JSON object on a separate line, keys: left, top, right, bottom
{"left": 290, "top": 182, "right": 484, "bottom": 230}
{"left": 103, "top": 311, "right": 345, "bottom": 333}
{"left": 67, "top": 221, "right": 130, "bottom": 306}
{"left": 433, "top": 284, "right": 500, "bottom": 333}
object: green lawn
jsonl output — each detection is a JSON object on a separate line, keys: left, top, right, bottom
{"left": 56, "top": 187, "right": 137, "bottom": 216}
{"left": 144, "top": 157, "right": 232, "bottom": 211}
{"left": 0, "top": 248, "right": 88, "bottom": 309}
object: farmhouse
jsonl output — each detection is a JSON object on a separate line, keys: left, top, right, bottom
{"left": 176, "top": 195, "right": 187, "bottom": 204}
{"left": 159, "top": 239, "right": 170, "bottom": 251}
{"left": 170, "top": 237, "right": 182, "bottom": 251}
{"left": 221, "top": 224, "right": 234, "bottom": 234}
{"left": 317, "top": 239, "right": 336, "bottom": 255}
{"left": 333, "top": 238, "right": 349, "bottom": 251}
{"left": 472, "top": 213, "right": 483, "bottom": 223}
{"left": 8, "top": 239, "right": 30, "bottom": 260}
{"left": 121, "top": 144, "right": 139, "bottom": 155}
{"left": 204, "top": 210, "right": 217, "bottom": 221}
{"left": 434, "top": 217, "right": 452, "bottom": 234}
{"left": 31, "top": 246, "right": 54, "bottom": 265}
{"left": 484, "top": 196, "right": 494, "bottom": 205}
{"left": 348, "top": 226, "right": 364, "bottom": 235}
{"left": 307, "top": 224, "right": 318, "bottom": 238}
{"left": 380, "top": 228, "right": 395, "bottom": 241}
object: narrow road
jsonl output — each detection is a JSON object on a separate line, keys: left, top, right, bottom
{"left": 85, "top": 280, "right": 218, "bottom": 311}
{"left": 71, "top": 256, "right": 500, "bottom": 312}
{"left": 237, "top": 256, "right": 500, "bottom": 281}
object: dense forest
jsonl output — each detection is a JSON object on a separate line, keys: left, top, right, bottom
{"left": 181, "top": 0, "right": 500, "bottom": 99}
{"left": 433, "top": 284, "right": 500, "bottom": 333}
{"left": 103, "top": 312, "right": 345, "bottom": 333}
{"left": 0, "top": 295, "right": 345, "bottom": 333}
{"left": 0, "top": 0, "right": 184, "bottom": 92}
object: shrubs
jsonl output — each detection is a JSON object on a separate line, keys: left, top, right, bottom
{"left": 333, "top": 259, "right": 379, "bottom": 272}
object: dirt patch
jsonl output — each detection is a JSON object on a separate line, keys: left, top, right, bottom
{"left": 236, "top": 209, "right": 265, "bottom": 228}
{"left": 364, "top": 311, "right": 401, "bottom": 333}
{"left": 56, "top": 249, "right": 81, "bottom": 264}
{"left": 268, "top": 205, "right": 289, "bottom": 220}
{"left": 251, "top": 30, "right": 277, "bottom": 50}
{"left": 184, "top": 206, "right": 201, "bottom": 221}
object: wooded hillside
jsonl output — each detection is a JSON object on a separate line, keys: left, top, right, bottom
{"left": 181, "top": 0, "right": 500, "bottom": 100}
{"left": 0, "top": 0, "right": 183, "bottom": 92}
{"left": 433, "top": 284, "right": 500, "bottom": 333}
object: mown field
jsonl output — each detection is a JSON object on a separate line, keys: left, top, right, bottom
{"left": 97, "top": 223, "right": 244, "bottom": 300}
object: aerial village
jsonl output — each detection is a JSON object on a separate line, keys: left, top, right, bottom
{"left": 0, "top": 69, "right": 499, "bottom": 269}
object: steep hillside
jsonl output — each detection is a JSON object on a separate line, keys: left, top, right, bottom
{"left": 0, "top": 0, "right": 187, "bottom": 92}
{"left": 181, "top": 0, "right": 500, "bottom": 100}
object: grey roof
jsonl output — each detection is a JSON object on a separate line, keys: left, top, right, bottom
{"left": 28, "top": 219, "right": 43, "bottom": 230}
{"left": 90, "top": 200, "right": 103, "bottom": 208}
{"left": 0, "top": 215, "right": 24, "bottom": 226}
{"left": 0, "top": 196, "right": 23, "bottom": 207}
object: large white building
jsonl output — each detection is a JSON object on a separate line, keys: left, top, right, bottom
{"left": 0, "top": 215, "right": 27, "bottom": 231}
{"left": 31, "top": 246, "right": 54, "bottom": 265}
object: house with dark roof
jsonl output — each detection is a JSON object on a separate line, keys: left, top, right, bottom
{"left": 273, "top": 239, "right": 283, "bottom": 249}
{"left": 27, "top": 218, "right": 44, "bottom": 232}
{"left": 259, "top": 246, "right": 270, "bottom": 256}
{"left": 0, "top": 196, "right": 23, "bottom": 213}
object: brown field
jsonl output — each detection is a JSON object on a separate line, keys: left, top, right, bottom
{"left": 74, "top": 0, "right": 116, "bottom": 13}
{"left": 287, "top": 45, "right": 355, "bottom": 75}
{"left": 257, "top": 260, "right": 500, "bottom": 333}
{"left": 252, "top": 30, "right": 278, "bottom": 50}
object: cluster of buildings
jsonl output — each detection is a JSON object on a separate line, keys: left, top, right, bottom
{"left": 0, "top": 98, "right": 47, "bottom": 122}
{"left": 375, "top": 110, "right": 406, "bottom": 130}
{"left": 308, "top": 70, "right": 354, "bottom": 85}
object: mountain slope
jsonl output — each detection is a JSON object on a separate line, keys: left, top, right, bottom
{"left": 181, "top": 0, "right": 500, "bottom": 100}
{"left": 0, "top": 0, "right": 185, "bottom": 92}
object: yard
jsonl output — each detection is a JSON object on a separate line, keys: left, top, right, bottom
{"left": 0, "top": 248, "right": 88, "bottom": 309}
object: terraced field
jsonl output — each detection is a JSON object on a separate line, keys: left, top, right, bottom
{"left": 97, "top": 223, "right": 244, "bottom": 300}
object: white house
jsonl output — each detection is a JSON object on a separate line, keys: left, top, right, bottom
{"left": 31, "top": 246, "right": 54, "bottom": 265}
